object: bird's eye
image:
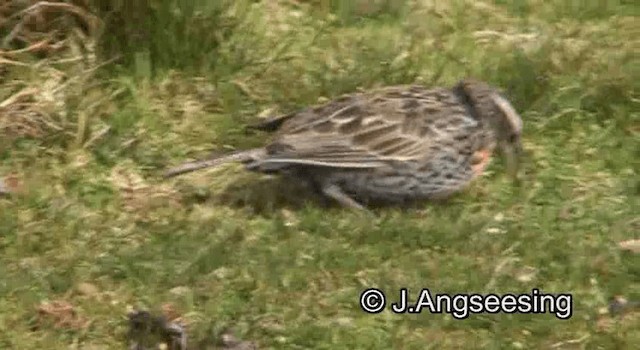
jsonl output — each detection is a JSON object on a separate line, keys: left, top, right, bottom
{"left": 508, "top": 133, "right": 519, "bottom": 143}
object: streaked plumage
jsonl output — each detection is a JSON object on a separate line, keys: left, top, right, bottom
{"left": 164, "top": 78, "right": 523, "bottom": 210}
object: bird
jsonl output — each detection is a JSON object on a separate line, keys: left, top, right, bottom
{"left": 163, "top": 78, "right": 523, "bottom": 211}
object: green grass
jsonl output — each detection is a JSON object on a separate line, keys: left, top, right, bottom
{"left": 1, "top": 0, "right": 639, "bottom": 348}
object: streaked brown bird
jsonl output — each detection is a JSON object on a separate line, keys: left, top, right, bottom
{"left": 164, "top": 78, "right": 523, "bottom": 211}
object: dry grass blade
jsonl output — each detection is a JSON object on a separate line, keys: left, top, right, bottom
{"left": 0, "top": 86, "right": 61, "bottom": 139}
{"left": 2, "top": 1, "right": 100, "bottom": 49}
{"left": 1, "top": 39, "right": 52, "bottom": 56}
{"left": 618, "top": 239, "right": 640, "bottom": 254}
{"left": 0, "top": 87, "right": 38, "bottom": 108}
{"left": 0, "top": 56, "right": 30, "bottom": 65}
{"left": 0, "top": 178, "right": 10, "bottom": 196}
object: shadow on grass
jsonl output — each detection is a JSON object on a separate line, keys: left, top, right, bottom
{"left": 174, "top": 173, "right": 470, "bottom": 216}
{"left": 175, "top": 176, "right": 327, "bottom": 215}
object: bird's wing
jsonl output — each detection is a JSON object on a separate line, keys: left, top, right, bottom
{"left": 255, "top": 86, "right": 475, "bottom": 169}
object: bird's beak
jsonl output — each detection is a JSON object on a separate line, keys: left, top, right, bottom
{"left": 503, "top": 142, "right": 522, "bottom": 181}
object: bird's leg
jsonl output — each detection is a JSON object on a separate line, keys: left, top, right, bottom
{"left": 321, "top": 184, "right": 368, "bottom": 212}
{"left": 307, "top": 180, "right": 333, "bottom": 208}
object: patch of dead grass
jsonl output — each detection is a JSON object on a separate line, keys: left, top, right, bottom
{"left": 108, "top": 161, "right": 181, "bottom": 220}
{"left": 0, "top": 1, "right": 118, "bottom": 145}
{"left": 36, "top": 299, "right": 91, "bottom": 331}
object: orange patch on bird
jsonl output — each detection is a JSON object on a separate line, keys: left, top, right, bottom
{"left": 471, "top": 149, "right": 492, "bottom": 176}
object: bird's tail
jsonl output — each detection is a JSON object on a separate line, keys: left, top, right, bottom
{"left": 163, "top": 148, "right": 266, "bottom": 178}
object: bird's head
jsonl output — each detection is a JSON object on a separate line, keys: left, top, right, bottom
{"left": 455, "top": 79, "right": 523, "bottom": 180}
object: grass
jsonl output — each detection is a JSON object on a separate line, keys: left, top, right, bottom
{"left": 1, "top": 0, "right": 639, "bottom": 348}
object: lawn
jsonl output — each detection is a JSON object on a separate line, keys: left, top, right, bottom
{"left": 0, "top": 0, "right": 638, "bottom": 349}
